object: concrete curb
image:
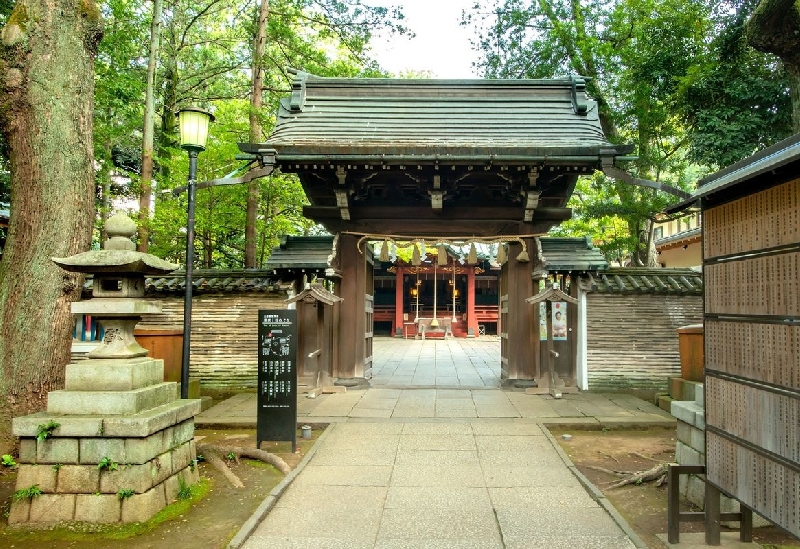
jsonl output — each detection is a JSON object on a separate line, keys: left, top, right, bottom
{"left": 540, "top": 423, "right": 650, "bottom": 549}
{"left": 226, "top": 423, "right": 334, "bottom": 549}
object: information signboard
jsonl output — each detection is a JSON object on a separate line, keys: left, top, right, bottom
{"left": 257, "top": 309, "right": 297, "bottom": 451}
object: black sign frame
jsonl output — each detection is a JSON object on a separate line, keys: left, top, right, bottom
{"left": 257, "top": 309, "right": 297, "bottom": 452}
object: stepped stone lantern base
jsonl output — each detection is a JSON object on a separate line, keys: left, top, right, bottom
{"left": 9, "top": 213, "right": 201, "bottom": 525}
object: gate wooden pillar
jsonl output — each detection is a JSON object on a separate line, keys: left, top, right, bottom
{"left": 286, "top": 284, "right": 342, "bottom": 387}
{"left": 502, "top": 239, "right": 538, "bottom": 385}
{"left": 334, "top": 233, "right": 370, "bottom": 387}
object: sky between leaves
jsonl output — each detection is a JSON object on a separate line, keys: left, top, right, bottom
{"left": 367, "top": 0, "right": 481, "bottom": 78}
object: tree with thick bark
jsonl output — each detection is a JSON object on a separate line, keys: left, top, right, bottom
{"left": 746, "top": 0, "right": 800, "bottom": 131}
{"left": 0, "top": 0, "right": 103, "bottom": 452}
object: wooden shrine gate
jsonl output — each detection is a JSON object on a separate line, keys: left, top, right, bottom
{"left": 243, "top": 72, "right": 633, "bottom": 386}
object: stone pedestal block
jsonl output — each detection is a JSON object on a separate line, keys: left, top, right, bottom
{"left": 75, "top": 494, "right": 121, "bottom": 523}
{"left": 47, "top": 382, "right": 177, "bottom": 415}
{"left": 65, "top": 358, "right": 164, "bottom": 391}
{"left": 11, "top": 357, "right": 199, "bottom": 525}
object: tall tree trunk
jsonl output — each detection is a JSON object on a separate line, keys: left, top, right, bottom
{"left": 138, "top": 0, "right": 164, "bottom": 252}
{"left": 746, "top": 0, "right": 800, "bottom": 131}
{"left": 0, "top": 0, "right": 103, "bottom": 452}
{"left": 203, "top": 229, "right": 212, "bottom": 268}
{"left": 245, "top": 0, "right": 270, "bottom": 268}
{"left": 99, "top": 139, "right": 113, "bottom": 243}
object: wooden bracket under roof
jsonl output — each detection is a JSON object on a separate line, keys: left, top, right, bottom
{"left": 524, "top": 169, "right": 541, "bottom": 222}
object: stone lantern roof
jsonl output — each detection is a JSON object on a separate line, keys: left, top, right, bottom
{"left": 53, "top": 212, "right": 178, "bottom": 282}
{"left": 53, "top": 212, "right": 178, "bottom": 358}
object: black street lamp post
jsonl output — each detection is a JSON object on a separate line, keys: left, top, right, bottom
{"left": 177, "top": 107, "right": 214, "bottom": 399}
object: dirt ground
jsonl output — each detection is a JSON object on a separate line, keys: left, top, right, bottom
{"left": 1, "top": 425, "right": 798, "bottom": 548}
{"left": 551, "top": 427, "right": 800, "bottom": 549}
{"left": 0, "top": 427, "right": 320, "bottom": 549}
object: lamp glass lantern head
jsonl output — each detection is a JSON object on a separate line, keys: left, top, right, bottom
{"left": 178, "top": 107, "right": 215, "bottom": 151}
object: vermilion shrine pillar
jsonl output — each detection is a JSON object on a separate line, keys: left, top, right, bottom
{"left": 394, "top": 267, "right": 404, "bottom": 337}
{"left": 466, "top": 268, "right": 477, "bottom": 337}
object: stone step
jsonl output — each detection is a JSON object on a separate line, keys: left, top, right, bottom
{"left": 8, "top": 460, "right": 200, "bottom": 525}
{"left": 13, "top": 398, "right": 201, "bottom": 439}
{"left": 671, "top": 400, "right": 705, "bottom": 430}
{"left": 47, "top": 382, "right": 177, "bottom": 416}
{"left": 65, "top": 357, "right": 164, "bottom": 391}
{"left": 13, "top": 439, "right": 196, "bottom": 495}
{"left": 668, "top": 377, "right": 703, "bottom": 402}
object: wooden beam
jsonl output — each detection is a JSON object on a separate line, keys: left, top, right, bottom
{"left": 305, "top": 205, "right": 570, "bottom": 222}
{"left": 303, "top": 205, "right": 570, "bottom": 237}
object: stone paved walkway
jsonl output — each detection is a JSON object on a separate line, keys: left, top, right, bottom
{"left": 198, "top": 387, "right": 674, "bottom": 429}
{"left": 370, "top": 337, "right": 502, "bottom": 388}
{"left": 206, "top": 338, "right": 679, "bottom": 548}
{"left": 198, "top": 337, "right": 674, "bottom": 429}
{"left": 240, "top": 421, "right": 642, "bottom": 549}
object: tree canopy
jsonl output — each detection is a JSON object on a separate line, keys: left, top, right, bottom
{"left": 91, "top": 0, "right": 408, "bottom": 267}
{"left": 465, "top": 0, "right": 792, "bottom": 264}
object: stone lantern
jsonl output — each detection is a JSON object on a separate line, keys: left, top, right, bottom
{"left": 9, "top": 213, "right": 201, "bottom": 526}
{"left": 54, "top": 212, "right": 177, "bottom": 358}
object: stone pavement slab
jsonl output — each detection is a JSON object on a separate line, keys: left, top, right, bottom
{"left": 239, "top": 421, "right": 644, "bottom": 549}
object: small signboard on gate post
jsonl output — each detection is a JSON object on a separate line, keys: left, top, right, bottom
{"left": 257, "top": 309, "right": 297, "bottom": 452}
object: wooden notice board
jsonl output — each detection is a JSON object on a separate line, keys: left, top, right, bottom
{"left": 257, "top": 309, "right": 297, "bottom": 452}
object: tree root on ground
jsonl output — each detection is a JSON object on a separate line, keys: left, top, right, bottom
{"left": 197, "top": 443, "right": 291, "bottom": 488}
{"left": 587, "top": 462, "right": 669, "bottom": 488}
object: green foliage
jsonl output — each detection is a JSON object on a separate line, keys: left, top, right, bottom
{"left": 149, "top": 101, "right": 313, "bottom": 268}
{"left": 466, "top": 0, "right": 786, "bottom": 263}
{"left": 0, "top": 0, "right": 15, "bottom": 25}
{"left": 1, "top": 454, "right": 17, "bottom": 467}
{"left": 36, "top": 421, "right": 60, "bottom": 442}
{"left": 13, "top": 485, "right": 42, "bottom": 501}
{"left": 677, "top": 2, "right": 792, "bottom": 168}
{"left": 52, "top": 463, "right": 62, "bottom": 471}
{"left": 177, "top": 477, "right": 192, "bottom": 500}
{"left": 93, "top": 0, "right": 150, "bottom": 215}
{"left": 97, "top": 457, "right": 119, "bottom": 472}
{"left": 116, "top": 488, "right": 135, "bottom": 500}
{"left": 87, "top": 0, "right": 405, "bottom": 263}
{"left": 226, "top": 452, "right": 236, "bottom": 461}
